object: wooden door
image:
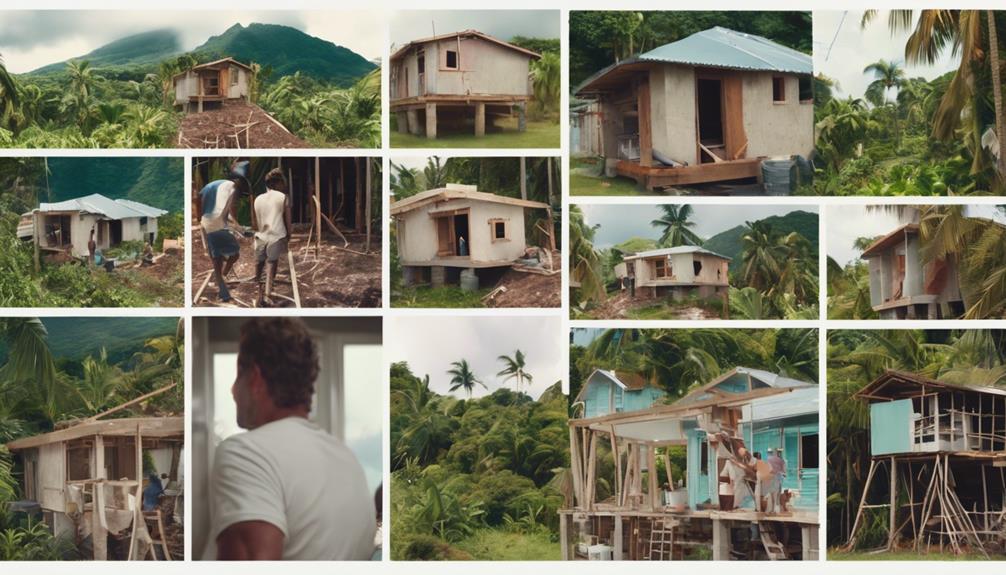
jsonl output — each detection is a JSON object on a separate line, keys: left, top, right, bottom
{"left": 722, "top": 75, "right": 746, "bottom": 160}
{"left": 436, "top": 216, "right": 455, "bottom": 256}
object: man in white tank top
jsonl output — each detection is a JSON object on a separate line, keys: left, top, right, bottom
{"left": 253, "top": 168, "right": 292, "bottom": 307}
{"left": 209, "top": 318, "right": 376, "bottom": 560}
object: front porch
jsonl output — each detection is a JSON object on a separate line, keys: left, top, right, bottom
{"left": 617, "top": 158, "right": 763, "bottom": 190}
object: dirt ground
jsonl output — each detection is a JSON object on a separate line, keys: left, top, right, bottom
{"left": 192, "top": 224, "right": 381, "bottom": 308}
{"left": 176, "top": 101, "right": 308, "bottom": 149}
{"left": 581, "top": 289, "right": 721, "bottom": 319}
{"left": 486, "top": 266, "right": 561, "bottom": 308}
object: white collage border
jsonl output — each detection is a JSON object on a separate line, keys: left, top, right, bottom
{"left": 0, "top": 1, "right": 1002, "bottom": 573}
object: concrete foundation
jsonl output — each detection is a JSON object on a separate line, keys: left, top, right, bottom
{"left": 431, "top": 265, "right": 445, "bottom": 288}
{"left": 425, "top": 103, "right": 437, "bottom": 139}
{"left": 396, "top": 111, "right": 409, "bottom": 134}
{"left": 475, "top": 102, "right": 486, "bottom": 137}
{"left": 407, "top": 109, "right": 421, "bottom": 136}
{"left": 517, "top": 103, "right": 527, "bottom": 132}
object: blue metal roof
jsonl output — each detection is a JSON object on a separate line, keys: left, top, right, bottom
{"left": 636, "top": 27, "right": 812, "bottom": 75}
{"left": 37, "top": 194, "right": 167, "bottom": 220}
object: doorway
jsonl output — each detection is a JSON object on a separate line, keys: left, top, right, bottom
{"left": 109, "top": 220, "right": 123, "bottom": 246}
{"left": 697, "top": 78, "right": 724, "bottom": 160}
{"left": 453, "top": 213, "right": 469, "bottom": 256}
{"left": 435, "top": 211, "right": 470, "bottom": 257}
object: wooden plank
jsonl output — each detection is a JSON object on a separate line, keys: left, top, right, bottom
{"left": 287, "top": 249, "right": 301, "bottom": 308}
{"left": 609, "top": 426, "right": 622, "bottom": 505}
{"left": 569, "top": 427, "right": 583, "bottom": 508}
{"left": 7, "top": 417, "right": 183, "bottom": 450}
{"left": 637, "top": 78, "right": 652, "bottom": 168}
{"left": 648, "top": 445, "right": 658, "bottom": 511}
{"left": 87, "top": 383, "right": 178, "bottom": 422}
{"left": 722, "top": 74, "right": 746, "bottom": 160}
{"left": 365, "top": 158, "right": 372, "bottom": 252}
{"left": 698, "top": 143, "right": 724, "bottom": 163}
{"left": 616, "top": 158, "right": 761, "bottom": 187}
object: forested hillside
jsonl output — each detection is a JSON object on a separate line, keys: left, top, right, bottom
{"left": 703, "top": 210, "right": 819, "bottom": 273}
{"left": 390, "top": 361, "right": 569, "bottom": 560}
{"left": 46, "top": 157, "right": 183, "bottom": 212}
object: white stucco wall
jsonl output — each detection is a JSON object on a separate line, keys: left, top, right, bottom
{"left": 397, "top": 198, "right": 529, "bottom": 264}
{"left": 650, "top": 65, "right": 697, "bottom": 164}
{"left": 741, "top": 72, "right": 814, "bottom": 158}
{"left": 173, "top": 73, "right": 197, "bottom": 105}
{"left": 427, "top": 37, "right": 532, "bottom": 97}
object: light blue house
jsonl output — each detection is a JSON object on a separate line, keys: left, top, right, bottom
{"left": 573, "top": 369, "right": 667, "bottom": 419}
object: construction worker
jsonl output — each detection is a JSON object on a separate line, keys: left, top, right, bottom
{"left": 87, "top": 228, "right": 97, "bottom": 265}
{"left": 253, "top": 168, "right": 292, "bottom": 307}
{"left": 209, "top": 318, "right": 375, "bottom": 560}
{"left": 196, "top": 161, "right": 249, "bottom": 303}
{"left": 767, "top": 447, "right": 787, "bottom": 513}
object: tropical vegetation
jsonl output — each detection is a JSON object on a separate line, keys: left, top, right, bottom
{"left": 0, "top": 317, "right": 183, "bottom": 560}
{"left": 390, "top": 357, "right": 568, "bottom": 560}
{"left": 826, "top": 329, "right": 1006, "bottom": 553}
{"left": 570, "top": 205, "right": 819, "bottom": 319}
{"left": 828, "top": 205, "right": 1006, "bottom": 319}
{"left": 812, "top": 10, "right": 1006, "bottom": 195}
{"left": 0, "top": 23, "right": 380, "bottom": 148}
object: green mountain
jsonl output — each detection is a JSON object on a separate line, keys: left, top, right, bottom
{"left": 45, "top": 157, "right": 184, "bottom": 213}
{"left": 191, "top": 23, "right": 377, "bottom": 86}
{"left": 702, "top": 210, "right": 819, "bottom": 273}
{"left": 28, "top": 23, "right": 376, "bottom": 86}
{"left": 0, "top": 318, "right": 176, "bottom": 369}
{"left": 611, "top": 236, "right": 658, "bottom": 254}
{"left": 29, "top": 29, "right": 182, "bottom": 75}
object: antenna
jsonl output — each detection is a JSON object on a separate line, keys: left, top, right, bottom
{"left": 432, "top": 20, "right": 436, "bottom": 38}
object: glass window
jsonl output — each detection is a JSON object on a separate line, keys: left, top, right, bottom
{"left": 212, "top": 352, "right": 241, "bottom": 446}
{"left": 343, "top": 343, "right": 382, "bottom": 492}
{"left": 445, "top": 50, "right": 458, "bottom": 69}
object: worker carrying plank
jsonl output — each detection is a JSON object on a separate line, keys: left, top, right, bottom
{"left": 208, "top": 318, "right": 375, "bottom": 560}
{"left": 196, "top": 160, "right": 250, "bottom": 303}
{"left": 253, "top": 168, "right": 293, "bottom": 307}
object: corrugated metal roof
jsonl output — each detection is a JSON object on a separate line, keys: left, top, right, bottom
{"left": 748, "top": 387, "right": 818, "bottom": 422}
{"left": 741, "top": 366, "right": 813, "bottom": 389}
{"left": 36, "top": 193, "right": 166, "bottom": 220}
{"left": 575, "top": 26, "right": 811, "bottom": 95}
{"left": 636, "top": 27, "right": 812, "bottom": 74}
{"left": 625, "top": 245, "right": 731, "bottom": 261}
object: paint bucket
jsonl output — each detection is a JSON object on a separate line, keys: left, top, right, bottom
{"left": 761, "top": 157, "right": 796, "bottom": 196}
{"left": 459, "top": 268, "right": 479, "bottom": 292}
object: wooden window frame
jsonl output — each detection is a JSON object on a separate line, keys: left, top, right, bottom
{"left": 772, "top": 76, "right": 786, "bottom": 104}
{"left": 229, "top": 66, "right": 239, "bottom": 87}
{"left": 653, "top": 257, "right": 668, "bottom": 278}
{"left": 798, "top": 75, "right": 813, "bottom": 105}
{"left": 489, "top": 218, "right": 510, "bottom": 243}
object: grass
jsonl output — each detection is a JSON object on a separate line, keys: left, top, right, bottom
{"left": 391, "top": 119, "right": 559, "bottom": 149}
{"left": 392, "top": 286, "right": 489, "bottom": 308}
{"left": 454, "top": 528, "right": 560, "bottom": 560}
{"left": 828, "top": 549, "right": 993, "bottom": 561}
{"left": 569, "top": 156, "right": 643, "bottom": 196}
{"left": 625, "top": 297, "right": 727, "bottom": 320}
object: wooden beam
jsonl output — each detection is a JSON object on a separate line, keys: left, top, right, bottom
{"left": 287, "top": 249, "right": 301, "bottom": 308}
{"left": 365, "top": 158, "right": 372, "bottom": 252}
{"left": 637, "top": 78, "right": 652, "bottom": 168}
{"left": 648, "top": 445, "right": 658, "bottom": 510}
{"left": 88, "top": 382, "right": 178, "bottom": 422}
{"left": 519, "top": 157, "right": 527, "bottom": 200}
{"left": 615, "top": 158, "right": 761, "bottom": 188}
{"left": 6, "top": 417, "right": 183, "bottom": 450}
{"left": 315, "top": 157, "right": 323, "bottom": 247}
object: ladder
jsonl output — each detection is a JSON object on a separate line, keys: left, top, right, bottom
{"left": 143, "top": 509, "right": 173, "bottom": 560}
{"left": 648, "top": 518, "right": 678, "bottom": 560}
{"left": 759, "top": 527, "right": 788, "bottom": 560}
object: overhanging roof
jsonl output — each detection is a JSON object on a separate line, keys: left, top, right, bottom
{"left": 576, "top": 26, "right": 812, "bottom": 95}
{"left": 391, "top": 187, "right": 550, "bottom": 216}
{"left": 854, "top": 369, "right": 1006, "bottom": 402}
{"left": 860, "top": 223, "right": 919, "bottom": 258}
{"left": 36, "top": 193, "right": 167, "bottom": 220}
{"left": 624, "top": 245, "right": 731, "bottom": 261}
{"left": 6, "top": 417, "right": 184, "bottom": 450}
{"left": 172, "top": 57, "right": 253, "bottom": 79}
{"left": 573, "top": 369, "right": 655, "bottom": 404}
{"left": 390, "top": 29, "right": 540, "bottom": 62}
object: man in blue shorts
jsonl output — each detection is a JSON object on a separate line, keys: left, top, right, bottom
{"left": 196, "top": 161, "right": 249, "bottom": 302}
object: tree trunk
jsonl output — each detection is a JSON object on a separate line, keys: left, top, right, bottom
{"left": 988, "top": 10, "right": 1006, "bottom": 176}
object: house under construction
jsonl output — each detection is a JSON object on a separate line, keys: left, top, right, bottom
{"left": 4, "top": 386, "right": 184, "bottom": 560}
{"left": 563, "top": 367, "right": 820, "bottom": 561}
{"left": 845, "top": 370, "right": 1006, "bottom": 557}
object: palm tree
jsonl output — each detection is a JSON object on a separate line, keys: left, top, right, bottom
{"left": 569, "top": 205, "right": 606, "bottom": 304}
{"left": 77, "top": 348, "right": 124, "bottom": 414}
{"left": 815, "top": 97, "right": 874, "bottom": 171}
{"left": 863, "top": 59, "right": 906, "bottom": 146}
{"left": 529, "top": 52, "right": 560, "bottom": 118}
{"left": 447, "top": 359, "right": 485, "bottom": 398}
{"left": 740, "top": 220, "right": 784, "bottom": 291}
{"left": 390, "top": 162, "right": 421, "bottom": 198}
{"left": 650, "top": 204, "right": 702, "bottom": 247}
{"left": 497, "top": 350, "right": 533, "bottom": 392}
{"left": 424, "top": 156, "right": 448, "bottom": 189}
{"left": 988, "top": 11, "right": 1006, "bottom": 176}
{"left": 0, "top": 53, "right": 20, "bottom": 129}
{"left": 0, "top": 318, "right": 58, "bottom": 425}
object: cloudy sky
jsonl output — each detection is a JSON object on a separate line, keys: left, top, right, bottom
{"left": 813, "top": 10, "right": 958, "bottom": 100}
{"left": 389, "top": 315, "right": 564, "bottom": 400}
{"left": 0, "top": 11, "right": 384, "bottom": 73}
{"left": 390, "top": 10, "right": 558, "bottom": 48}
{"left": 578, "top": 204, "right": 819, "bottom": 250}
{"left": 826, "top": 205, "right": 1006, "bottom": 266}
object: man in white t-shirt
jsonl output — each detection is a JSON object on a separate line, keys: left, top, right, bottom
{"left": 210, "top": 317, "right": 376, "bottom": 560}
{"left": 253, "top": 168, "right": 292, "bottom": 307}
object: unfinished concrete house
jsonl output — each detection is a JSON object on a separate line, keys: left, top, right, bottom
{"left": 18, "top": 194, "right": 167, "bottom": 259}
{"left": 173, "top": 58, "right": 252, "bottom": 113}
{"left": 575, "top": 27, "right": 813, "bottom": 190}
{"left": 846, "top": 370, "right": 1006, "bottom": 556}
{"left": 861, "top": 223, "right": 964, "bottom": 319}
{"left": 564, "top": 366, "right": 820, "bottom": 560}
{"left": 614, "top": 246, "right": 730, "bottom": 300}
{"left": 391, "top": 183, "right": 555, "bottom": 289}
{"left": 390, "top": 30, "right": 540, "bottom": 138}
{"left": 5, "top": 390, "right": 183, "bottom": 560}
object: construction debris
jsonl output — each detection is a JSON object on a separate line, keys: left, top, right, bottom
{"left": 176, "top": 101, "right": 308, "bottom": 149}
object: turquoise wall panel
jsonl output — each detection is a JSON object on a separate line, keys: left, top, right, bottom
{"left": 870, "top": 399, "right": 912, "bottom": 455}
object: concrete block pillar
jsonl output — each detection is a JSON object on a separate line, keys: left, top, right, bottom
{"left": 396, "top": 111, "right": 409, "bottom": 134}
{"left": 474, "top": 102, "right": 486, "bottom": 137}
{"left": 516, "top": 102, "right": 527, "bottom": 132}
{"left": 406, "top": 109, "right": 421, "bottom": 136}
{"left": 401, "top": 266, "right": 417, "bottom": 287}
{"left": 928, "top": 303, "right": 938, "bottom": 319}
{"left": 906, "top": 305, "right": 917, "bottom": 320}
{"left": 431, "top": 266, "right": 445, "bottom": 288}
{"left": 425, "top": 102, "right": 437, "bottom": 139}
{"left": 711, "top": 518, "right": 730, "bottom": 561}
